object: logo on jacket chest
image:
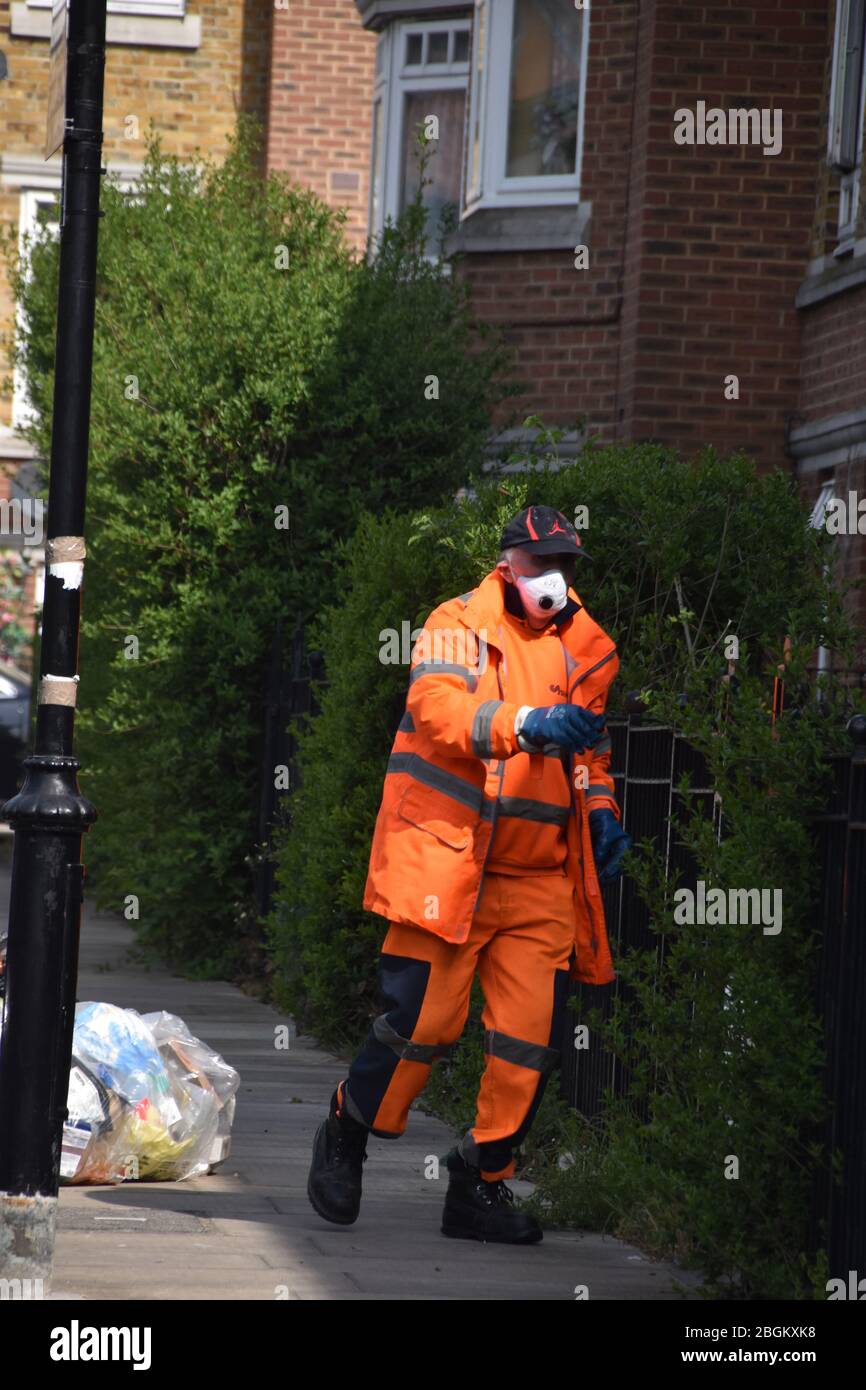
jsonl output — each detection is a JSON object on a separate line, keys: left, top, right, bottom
{"left": 549, "top": 683, "right": 565, "bottom": 695}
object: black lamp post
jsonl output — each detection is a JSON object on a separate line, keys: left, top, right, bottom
{"left": 0, "top": 0, "right": 106, "bottom": 1287}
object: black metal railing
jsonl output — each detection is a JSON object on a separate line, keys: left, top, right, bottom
{"left": 559, "top": 717, "right": 717, "bottom": 1121}
{"left": 253, "top": 622, "right": 323, "bottom": 923}
{"left": 807, "top": 715, "right": 866, "bottom": 1275}
{"left": 559, "top": 711, "right": 866, "bottom": 1279}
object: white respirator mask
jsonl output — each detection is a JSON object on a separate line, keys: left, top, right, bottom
{"left": 515, "top": 568, "right": 569, "bottom": 619}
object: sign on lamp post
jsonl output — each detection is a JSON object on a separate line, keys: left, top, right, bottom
{"left": 45, "top": 0, "right": 70, "bottom": 162}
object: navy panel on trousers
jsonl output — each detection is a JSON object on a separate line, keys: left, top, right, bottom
{"left": 345, "top": 952, "right": 432, "bottom": 1136}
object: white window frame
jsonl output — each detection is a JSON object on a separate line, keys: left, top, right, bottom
{"left": 5, "top": 163, "right": 143, "bottom": 432}
{"left": 11, "top": 188, "right": 63, "bottom": 433}
{"left": 11, "top": 0, "right": 200, "bottom": 45}
{"left": 828, "top": 0, "right": 866, "bottom": 249}
{"left": 368, "top": 16, "right": 472, "bottom": 248}
{"left": 809, "top": 478, "right": 839, "bottom": 691}
{"left": 837, "top": 165, "right": 862, "bottom": 245}
{"left": 809, "top": 478, "right": 838, "bottom": 530}
{"left": 464, "top": 0, "right": 589, "bottom": 214}
{"left": 25, "top": 0, "right": 185, "bottom": 18}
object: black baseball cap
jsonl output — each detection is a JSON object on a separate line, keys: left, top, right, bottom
{"left": 500, "top": 505, "right": 591, "bottom": 560}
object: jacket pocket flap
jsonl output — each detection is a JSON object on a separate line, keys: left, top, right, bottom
{"left": 396, "top": 781, "right": 474, "bottom": 850}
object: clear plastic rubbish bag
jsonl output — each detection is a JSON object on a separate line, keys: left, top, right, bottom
{"left": 61, "top": 1002, "right": 239, "bottom": 1185}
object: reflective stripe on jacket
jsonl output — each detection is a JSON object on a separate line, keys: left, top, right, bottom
{"left": 362, "top": 567, "right": 621, "bottom": 985}
{"left": 483, "top": 602, "right": 572, "bottom": 874}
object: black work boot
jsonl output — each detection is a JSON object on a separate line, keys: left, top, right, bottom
{"left": 440, "top": 1145, "right": 543, "bottom": 1244}
{"left": 307, "top": 1082, "right": 369, "bottom": 1225}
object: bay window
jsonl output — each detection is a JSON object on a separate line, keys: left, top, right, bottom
{"left": 828, "top": 0, "right": 866, "bottom": 251}
{"left": 360, "top": 0, "right": 589, "bottom": 253}
{"left": 465, "top": 0, "right": 588, "bottom": 211}
{"left": 369, "top": 16, "right": 472, "bottom": 256}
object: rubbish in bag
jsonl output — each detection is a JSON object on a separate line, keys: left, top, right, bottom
{"left": 61, "top": 1055, "right": 117, "bottom": 1182}
{"left": 143, "top": 1011, "right": 239, "bottom": 1170}
{"left": 60, "top": 1002, "right": 240, "bottom": 1185}
{"left": 73, "top": 1001, "right": 182, "bottom": 1124}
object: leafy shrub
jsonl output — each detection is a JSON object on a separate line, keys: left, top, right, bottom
{"left": 1, "top": 113, "right": 515, "bottom": 975}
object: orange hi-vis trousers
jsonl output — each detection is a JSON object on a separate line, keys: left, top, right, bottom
{"left": 338, "top": 870, "right": 576, "bottom": 1182}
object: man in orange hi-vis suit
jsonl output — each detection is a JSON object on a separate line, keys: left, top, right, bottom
{"left": 308, "top": 505, "right": 631, "bottom": 1244}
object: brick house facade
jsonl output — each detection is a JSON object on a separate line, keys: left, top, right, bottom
{"left": 0, "top": 1, "right": 864, "bottom": 656}
{"left": 266, "top": 0, "right": 866, "bottom": 642}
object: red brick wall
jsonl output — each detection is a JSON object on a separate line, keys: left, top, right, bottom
{"left": 621, "top": 2, "right": 830, "bottom": 467}
{"left": 266, "top": 0, "right": 377, "bottom": 255}
{"left": 462, "top": 2, "right": 830, "bottom": 469}
{"left": 799, "top": 282, "right": 866, "bottom": 420}
{"left": 267, "top": 2, "right": 860, "bottom": 494}
{"left": 616, "top": 0, "right": 655, "bottom": 443}
{"left": 460, "top": 1, "right": 639, "bottom": 439}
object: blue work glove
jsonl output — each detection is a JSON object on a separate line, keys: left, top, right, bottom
{"left": 588, "top": 808, "right": 632, "bottom": 884}
{"left": 520, "top": 704, "right": 605, "bottom": 754}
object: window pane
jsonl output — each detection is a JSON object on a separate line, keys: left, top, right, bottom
{"left": 35, "top": 195, "right": 60, "bottom": 227}
{"left": 427, "top": 31, "right": 448, "bottom": 64}
{"left": 839, "top": 0, "right": 866, "bottom": 170}
{"left": 468, "top": 1, "right": 487, "bottom": 200}
{"left": 453, "top": 29, "right": 470, "bottom": 64}
{"left": 400, "top": 89, "right": 466, "bottom": 253}
{"left": 506, "top": 0, "right": 582, "bottom": 178}
{"left": 406, "top": 32, "right": 423, "bottom": 66}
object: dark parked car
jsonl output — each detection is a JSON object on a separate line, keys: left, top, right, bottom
{"left": 0, "top": 658, "right": 31, "bottom": 803}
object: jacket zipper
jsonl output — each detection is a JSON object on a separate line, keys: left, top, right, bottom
{"left": 468, "top": 637, "right": 507, "bottom": 921}
{"left": 563, "top": 637, "right": 600, "bottom": 952}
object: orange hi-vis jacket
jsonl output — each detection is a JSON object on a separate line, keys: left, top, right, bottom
{"left": 363, "top": 568, "right": 621, "bottom": 985}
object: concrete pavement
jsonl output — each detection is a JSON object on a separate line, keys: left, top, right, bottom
{"left": 0, "top": 838, "right": 705, "bottom": 1300}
